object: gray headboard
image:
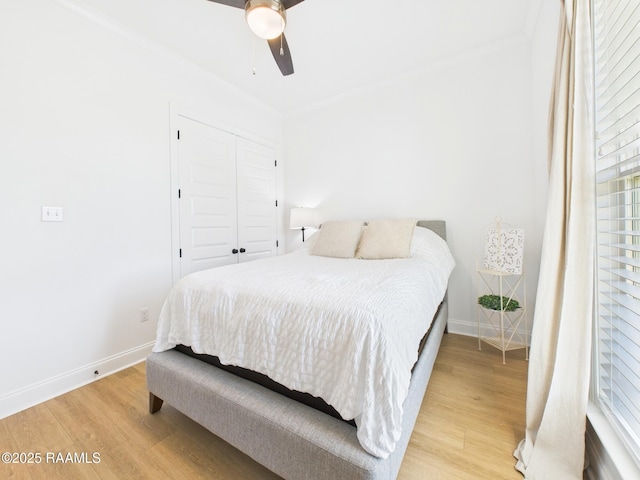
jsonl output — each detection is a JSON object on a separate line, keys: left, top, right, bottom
{"left": 417, "top": 220, "right": 446, "bottom": 241}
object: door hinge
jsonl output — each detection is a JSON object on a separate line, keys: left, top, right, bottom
{"left": 178, "top": 188, "right": 181, "bottom": 198}
{"left": 275, "top": 200, "right": 278, "bottom": 207}
{"left": 276, "top": 240, "right": 279, "bottom": 248}
{"left": 274, "top": 160, "right": 277, "bottom": 167}
{"left": 177, "top": 130, "right": 180, "bottom": 140}
{"left": 179, "top": 248, "right": 182, "bottom": 258}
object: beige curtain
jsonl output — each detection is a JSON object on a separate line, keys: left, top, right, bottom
{"left": 513, "top": 0, "right": 594, "bottom": 478}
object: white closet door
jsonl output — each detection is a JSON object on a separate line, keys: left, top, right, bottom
{"left": 236, "top": 137, "right": 277, "bottom": 262}
{"left": 177, "top": 117, "right": 238, "bottom": 277}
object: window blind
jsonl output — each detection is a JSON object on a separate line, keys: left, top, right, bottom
{"left": 594, "top": 0, "right": 640, "bottom": 462}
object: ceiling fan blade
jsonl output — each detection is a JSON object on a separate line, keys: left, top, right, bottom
{"left": 267, "top": 34, "right": 294, "bottom": 76}
{"left": 281, "top": 0, "right": 305, "bottom": 9}
{"left": 205, "top": 0, "right": 245, "bottom": 8}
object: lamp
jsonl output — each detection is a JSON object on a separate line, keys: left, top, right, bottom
{"left": 245, "top": 0, "right": 286, "bottom": 40}
{"left": 290, "top": 207, "right": 317, "bottom": 242}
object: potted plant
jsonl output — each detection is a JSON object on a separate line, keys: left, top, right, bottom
{"left": 478, "top": 294, "right": 520, "bottom": 312}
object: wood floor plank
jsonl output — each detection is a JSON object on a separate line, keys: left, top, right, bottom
{"left": 46, "top": 387, "right": 126, "bottom": 454}
{"left": 5, "top": 402, "right": 74, "bottom": 453}
{"left": 0, "top": 333, "right": 527, "bottom": 479}
{"left": 149, "top": 417, "right": 281, "bottom": 480}
{"left": 0, "top": 419, "right": 34, "bottom": 480}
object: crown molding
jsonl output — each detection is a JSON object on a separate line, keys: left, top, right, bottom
{"left": 52, "top": 0, "right": 283, "bottom": 119}
{"left": 284, "top": 32, "right": 530, "bottom": 119}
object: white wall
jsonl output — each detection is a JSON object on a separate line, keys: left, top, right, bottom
{"left": 530, "top": 0, "right": 559, "bottom": 247}
{"left": 0, "top": 0, "right": 282, "bottom": 417}
{"left": 283, "top": 31, "right": 557, "bottom": 333}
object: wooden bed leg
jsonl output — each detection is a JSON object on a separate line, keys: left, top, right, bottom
{"left": 149, "top": 392, "right": 164, "bottom": 414}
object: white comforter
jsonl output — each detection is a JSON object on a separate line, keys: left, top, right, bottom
{"left": 154, "top": 227, "right": 455, "bottom": 458}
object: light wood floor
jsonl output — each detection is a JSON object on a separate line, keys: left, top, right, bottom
{"left": 0, "top": 334, "right": 527, "bottom": 480}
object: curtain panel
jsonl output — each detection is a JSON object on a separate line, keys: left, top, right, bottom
{"left": 513, "top": 0, "right": 595, "bottom": 478}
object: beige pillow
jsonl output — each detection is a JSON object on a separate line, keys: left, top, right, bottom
{"left": 310, "top": 221, "right": 364, "bottom": 258}
{"left": 356, "top": 218, "right": 417, "bottom": 259}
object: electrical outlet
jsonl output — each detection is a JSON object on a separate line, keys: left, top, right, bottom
{"left": 140, "top": 307, "right": 149, "bottom": 323}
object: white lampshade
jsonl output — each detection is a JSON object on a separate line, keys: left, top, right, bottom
{"left": 245, "top": 0, "right": 286, "bottom": 40}
{"left": 290, "top": 207, "right": 317, "bottom": 229}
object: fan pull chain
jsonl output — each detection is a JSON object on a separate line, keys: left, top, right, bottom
{"left": 252, "top": 36, "right": 257, "bottom": 75}
{"left": 280, "top": 35, "right": 284, "bottom": 56}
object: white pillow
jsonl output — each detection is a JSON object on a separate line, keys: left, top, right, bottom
{"left": 310, "top": 220, "right": 364, "bottom": 258}
{"left": 356, "top": 218, "right": 417, "bottom": 259}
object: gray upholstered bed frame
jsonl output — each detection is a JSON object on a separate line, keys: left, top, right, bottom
{"left": 146, "top": 220, "right": 449, "bottom": 480}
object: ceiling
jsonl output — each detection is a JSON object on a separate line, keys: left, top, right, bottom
{"left": 75, "top": 0, "right": 538, "bottom": 115}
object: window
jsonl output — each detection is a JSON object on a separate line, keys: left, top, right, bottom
{"left": 594, "top": 0, "right": 640, "bottom": 464}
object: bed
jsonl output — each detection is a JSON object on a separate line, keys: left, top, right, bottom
{"left": 146, "top": 219, "right": 454, "bottom": 480}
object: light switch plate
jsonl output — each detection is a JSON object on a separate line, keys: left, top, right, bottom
{"left": 42, "top": 206, "right": 63, "bottom": 222}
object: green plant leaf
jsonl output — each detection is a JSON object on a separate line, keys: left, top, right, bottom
{"left": 478, "top": 294, "right": 520, "bottom": 312}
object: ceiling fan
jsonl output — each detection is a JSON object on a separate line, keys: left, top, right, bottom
{"left": 206, "top": 0, "right": 305, "bottom": 76}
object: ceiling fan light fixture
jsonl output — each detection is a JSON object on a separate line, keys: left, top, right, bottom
{"left": 245, "top": 0, "right": 286, "bottom": 40}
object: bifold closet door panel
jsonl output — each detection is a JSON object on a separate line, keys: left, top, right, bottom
{"left": 236, "top": 137, "right": 277, "bottom": 263}
{"left": 177, "top": 117, "right": 239, "bottom": 277}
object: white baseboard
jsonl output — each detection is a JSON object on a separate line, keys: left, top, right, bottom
{"left": 447, "top": 317, "right": 532, "bottom": 342}
{"left": 446, "top": 317, "right": 479, "bottom": 337}
{"left": 0, "top": 342, "right": 155, "bottom": 420}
